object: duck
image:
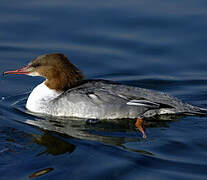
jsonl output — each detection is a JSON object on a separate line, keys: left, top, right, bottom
{"left": 3, "top": 53, "right": 207, "bottom": 138}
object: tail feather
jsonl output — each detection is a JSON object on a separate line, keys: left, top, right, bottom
{"left": 185, "top": 107, "right": 207, "bottom": 116}
{"left": 197, "top": 107, "right": 207, "bottom": 116}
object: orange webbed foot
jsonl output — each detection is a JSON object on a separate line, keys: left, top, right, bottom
{"left": 135, "top": 117, "right": 147, "bottom": 138}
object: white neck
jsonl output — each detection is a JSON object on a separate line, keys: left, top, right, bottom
{"left": 26, "top": 82, "right": 62, "bottom": 114}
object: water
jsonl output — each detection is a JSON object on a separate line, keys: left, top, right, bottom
{"left": 1, "top": 0, "right": 207, "bottom": 179}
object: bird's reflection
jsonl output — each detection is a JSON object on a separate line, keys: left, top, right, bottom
{"left": 26, "top": 116, "right": 138, "bottom": 146}
{"left": 33, "top": 132, "right": 75, "bottom": 156}
{"left": 24, "top": 114, "right": 179, "bottom": 156}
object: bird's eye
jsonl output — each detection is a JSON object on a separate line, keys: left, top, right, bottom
{"left": 31, "top": 63, "right": 40, "bottom": 68}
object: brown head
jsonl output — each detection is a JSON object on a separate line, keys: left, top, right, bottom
{"left": 3, "top": 53, "right": 84, "bottom": 91}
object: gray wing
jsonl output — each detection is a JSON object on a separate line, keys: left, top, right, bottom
{"left": 60, "top": 83, "right": 161, "bottom": 109}
{"left": 68, "top": 80, "right": 174, "bottom": 107}
{"left": 54, "top": 80, "right": 206, "bottom": 119}
{"left": 74, "top": 80, "right": 206, "bottom": 115}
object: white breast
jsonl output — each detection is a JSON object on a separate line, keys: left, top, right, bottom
{"left": 26, "top": 82, "right": 62, "bottom": 114}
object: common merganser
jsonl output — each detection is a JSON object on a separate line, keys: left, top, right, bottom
{"left": 3, "top": 53, "right": 207, "bottom": 138}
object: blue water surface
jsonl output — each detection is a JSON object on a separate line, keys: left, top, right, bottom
{"left": 1, "top": 0, "right": 207, "bottom": 179}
